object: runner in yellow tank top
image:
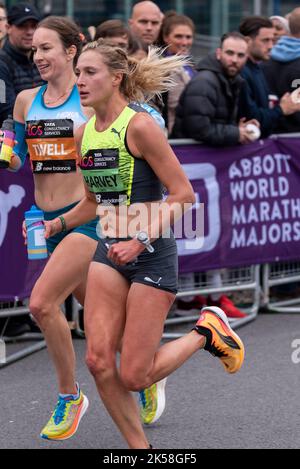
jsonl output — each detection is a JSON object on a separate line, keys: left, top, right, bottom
{"left": 45, "top": 40, "right": 245, "bottom": 449}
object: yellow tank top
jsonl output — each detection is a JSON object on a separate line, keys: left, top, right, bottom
{"left": 79, "top": 104, "right": 162, "bottom": 206}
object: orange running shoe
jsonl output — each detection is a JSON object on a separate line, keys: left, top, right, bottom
{"left": 194, "top": 306, "right": 245, "bottom": 374}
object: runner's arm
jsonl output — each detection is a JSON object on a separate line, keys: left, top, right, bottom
{"left": 8, "top": 90, "right": 30, "bottom": 171}
{"left": 128, "top": 113, "right": 196, "bottom": 240}
{"left": 44, "top": 124, "right": 98, "bottom": 238}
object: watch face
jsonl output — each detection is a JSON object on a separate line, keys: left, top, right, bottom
{"left": 138, "top": 231, "right": 148, "bottom": 242}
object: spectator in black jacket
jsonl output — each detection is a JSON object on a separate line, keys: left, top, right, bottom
{"left": 239, "top": 16, "right": 300, "bottom": 137}
{"left": 173, "top": 34, "right": 255, "bottom": 318}
{"left": 0, "top": 3, "right": 43, "bottom": 126}
{"left": 0, "top": 3, "right": 7, "bottom": 48}
{"left": 172, "top": 32, "right": 256, "bottom": 146}
{"left": 263, "top": 8, "right": 300, "bottom": 133}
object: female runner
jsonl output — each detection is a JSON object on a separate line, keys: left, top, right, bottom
{"left": 45, "top": 40, "right": 245, "bottom": 448}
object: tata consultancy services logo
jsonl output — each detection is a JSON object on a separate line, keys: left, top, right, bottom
{"left": 0, "top": 185, "right": 25, "bottom": 247}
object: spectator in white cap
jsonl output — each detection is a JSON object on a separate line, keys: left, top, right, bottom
{"left": 270, "top": 15, "right": 290, "bottom": 43}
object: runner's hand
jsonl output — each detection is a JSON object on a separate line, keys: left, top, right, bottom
{"left": 22, "top": 220, "right": 27, "bottom": 245}
{"left": 107, "top": 239, "right": 145, "bottom": 265}
{"left": 44, "top": 219, "right": 62, "bottom": 239}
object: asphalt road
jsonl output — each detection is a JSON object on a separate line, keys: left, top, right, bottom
{"left": 1, "top": 313, "right": 300, "bottom": 449}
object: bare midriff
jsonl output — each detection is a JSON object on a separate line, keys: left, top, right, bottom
{"left": 97, "top": 199, "right": 164, "bottom": 239}
{"left": 34, "top": 170, "right": 86, "bottom": 212}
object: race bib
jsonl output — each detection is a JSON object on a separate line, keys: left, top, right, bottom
{"left": 79, "top": 149, "right": 127, "bottom": 205}
{"left": 26, "top": 119, "right": 77, "bottom": 173}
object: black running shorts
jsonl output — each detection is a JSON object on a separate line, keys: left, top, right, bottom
{"left": 93, "top": 233, "right": 178, "bottom": 294}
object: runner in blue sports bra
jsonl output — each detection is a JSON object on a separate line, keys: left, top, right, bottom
{"left": 7, "top": 16, "right": 97, "bottom": 442}
{"left": 45, "top": 40, "right": 245, "bottom": 449}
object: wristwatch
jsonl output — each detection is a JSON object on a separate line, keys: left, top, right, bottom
{"left": 135, "top": 231, "right": 155, "bottom": 253}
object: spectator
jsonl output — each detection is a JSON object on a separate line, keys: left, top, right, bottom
{"left": 0, "top": 2, "right": 43, "bottom": 126}
{"left": 172, "top": 33, "right": 256, "bottom": 319}
{"left": 262, "top": 8, "right": 300, "bottom": 133}
{"left": 239, "top": 16, "right": 300, "bottom": 137}
{"left": 129, "top": 0, "right": 163, "bottom": 46}
{"left": 95, "top": 19, "right": 130, "bottom": 50}
{"left": 172, "top": 32, "right": 255, "bottom": 146}
{"left": 270, "top": 15, "right": 290, "bottom": 43}
{"left": 128, "top": 35, "right": 148, "bottom": 59}
{"left": 159, "top": 11, "right": 196, "bottom": 135}
{"left": 0, "top": 3, "right": 7, "bottom": 48}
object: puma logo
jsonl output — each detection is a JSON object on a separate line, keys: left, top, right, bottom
{"left": 111, "top": 126, "right": 125, "bottom": 139}
{"left": 144, "top": 276, "right": 162, "bottom": 286}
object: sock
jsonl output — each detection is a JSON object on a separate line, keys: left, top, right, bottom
{"left": 193, "top": 326, "right": 211, "bottom": 350}
{"left": 59, "top": 383, "right": 80, "bottom": 400}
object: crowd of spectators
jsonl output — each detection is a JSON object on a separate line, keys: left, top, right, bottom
{"left": 1, "top": 2, "right": 299, "bottom": 137}
{"left": 1, "top": 0, "right": 300, "bottom": 330}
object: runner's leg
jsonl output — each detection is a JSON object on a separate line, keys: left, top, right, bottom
{"left": 84, "top": 262, "right": 150, "bottom": 449}
{"left": 30, "top": 233, "right": 97, "bottom": 393}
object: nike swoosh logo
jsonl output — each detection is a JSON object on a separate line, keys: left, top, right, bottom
{"left": 209, "top": 323, "right": 241, "bottom": 350}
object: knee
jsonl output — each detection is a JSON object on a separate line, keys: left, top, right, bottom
{"left": 85, "top": 349, "right": 116, "bottom": 381}
{"left": 120, "top": 365, "right": 150, "bottom": 392}
{"left": 29, "top": 294, "right": 52, "bottom": 325}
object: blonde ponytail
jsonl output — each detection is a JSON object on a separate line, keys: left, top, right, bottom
{"left": 81, "top": 39, "right": 191, "bottom": 102}
{"left": 123, "top": 47, "right": 190, "bottom": 102}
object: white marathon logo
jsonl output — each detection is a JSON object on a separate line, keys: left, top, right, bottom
{"left": 176, "top": 163, "right": 220, "bottom": 255}
{"left": 0, "top": 185, "right": 25, "bottom": 247}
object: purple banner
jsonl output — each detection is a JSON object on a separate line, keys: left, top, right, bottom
{"left": 0, "top": 159, "right": 45, "bottom": 301}
{"left": 175, "top": 138, "right": 300, "bottom": 273}
{"left": 1, "top": 138, "right": 300, "bottom": 299}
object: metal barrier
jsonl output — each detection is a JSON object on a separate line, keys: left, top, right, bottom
{"left": 262, "top": 261, "right": 300, "bottom": 313}
{"left": 0, "top": 300, "right": 46, "bottom": 368}
{"left": 72, "top": 265, "right": 260, "bottom": 339}
{"left": 163, "top": 265, "right": 260, "bottom": 339}
{"left": 3, "top": 134, "right": 300, "bottom": 362}
{"left": 258, "top": 133, "right": 300, "bottom": 313}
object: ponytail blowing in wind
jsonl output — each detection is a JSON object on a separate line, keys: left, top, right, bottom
{"left": 81, "top": 39, "right": 191, "bottom": 102}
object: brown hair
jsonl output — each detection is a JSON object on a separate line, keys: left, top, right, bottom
{"left": 220, "top": 31, "right": 248, "bottom": 47}
{"left": 162, "top": 11, "right": 195, "bottom": 38}
{"left": 289, "top": 8, "right": 300, "bottom": 36}
{"left": 81, "top": 39, "right": 190, "bottom": 102}
{"left": 95, "top": 19, "right": 130, "bottom": 41}
{"left": 239, "top": 16, "right": 273, "bottom": 38}
{"left": 37, "top": 16, "right": 83, "bottom": 65}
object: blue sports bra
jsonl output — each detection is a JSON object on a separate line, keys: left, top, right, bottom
{"left": 14, "top": 85, "right": 86, "bottom": 173}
